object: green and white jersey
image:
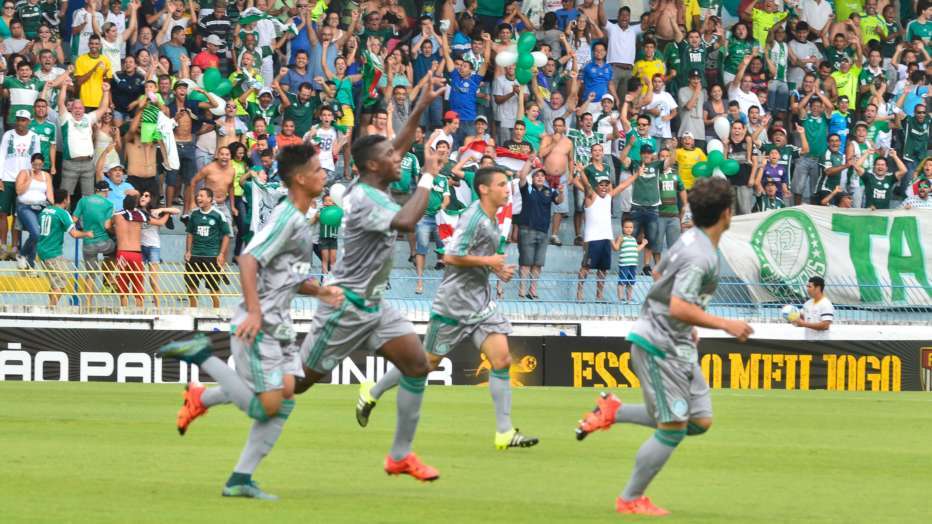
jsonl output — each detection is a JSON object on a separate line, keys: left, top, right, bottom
{"left": 424, "top": 173, "right": 449, "bottom": 217}
{"left": 246, "top": 101, "right": 281, "bottom": 132}
{"left": 37, "top": 206, "right": 74, "bottom": 260}
{"left": 659, "top": 169, "right": 684, "bottom": 217}
{"left": 567, "top": 128, "right": 604, "bottom": 166}
{"left": 618, "top": 235, "right": 639, "bottom": 266}
{"left": 624, "top": 130, "right": 658, "bottom": 164}
{"left": 802, "top": 113, "right": 828, "bottom": 158}
{"left": 330, "top": 182, "right": 400, "bottom": 307}
{"left": 863, "top": 172, "right": 897, "bottom": 209}
{"left": 186, "top": 207, "right": 232, "bottom": 257}
{"left": 390, "top": 152, "right": 419, "bottom": 194}
{"left": 629, "top": 226, "right": 720, "bottom": 363}
{"left": 0, "top": 129, "right": 41, "bottom": 182}
{"left": 74, "top": 194, "right": 113, "bottom": 245}
{"left": 761, "top": 143, "right": 800, "bottom": 180}
{"left": 233, "top": 199, "right": 313, "bottom": 342}
{"left": 906, "top": 19, "right": 932, "bottom": 55}
{"left": 17, "top": 2, "right": 42, "bottom": 38}
{"left": 902, "top": 116, "right": 930, "bottom": 162}
{"left": 431, "top": 200, "right": 502, "bottom": 323}
{"left": 584, "top": 162, "right": 612, "bottom": 188}
{"left": 768, "top": 41, "right": 788, "bottom": 82}
{"left": 2, "top": 76, "right": 44, "bottom": 124}
{"left": 632, "top": 160, "right": 663, "bottom": 207}
{"left": 818, "top": 149, "right": 846, "bottom": 193}
{"left": 29, "top": 120, "right": 55, "bottom": 169}
{"left": 754, "top": 194, "right": 785, "bottom": 211}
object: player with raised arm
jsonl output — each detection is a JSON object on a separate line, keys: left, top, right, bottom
{"left": 294, "top": 79, "right": 449, "bottom": 482}
{"left": 573, "top": 177, "right": 754, "bottom": 516}
{"left": 157, "top": 143, "right": 344, "bottom": 500}
{"left": 358, "top": 166, "right": 540, "bottom": 451}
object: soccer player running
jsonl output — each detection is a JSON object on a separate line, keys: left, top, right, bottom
{"left": 574, "top": 177, "right": 754, "bottom": 516}
{"left": 294, "top": 80, "right": 449, "bottom": 481}
{"left": 358, "top": 166, "right": 540, "bottom": 451}
{"left": 157, "top": 143, "right": 344, "bottom": 500}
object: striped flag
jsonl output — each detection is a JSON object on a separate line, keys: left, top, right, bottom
{"left": 436, "top": 208, "right": 464, "bottom": 255}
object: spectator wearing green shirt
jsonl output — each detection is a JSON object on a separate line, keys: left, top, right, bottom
{"left": 656, "top": 150, "right": 687, "bottom": 253}
{"left": 414, "top": 136, "right": 451, "bottom": 294}
{"left": 38, "top": 189, "right": 93, "bottom": 306}
{"left": 273, "top": 75, "right": 316, "bottom": 137}
{"left": 184, "top": 187, "right": 232, "bottom": 308}
{"left": 852, "top": 150, "right": 908, "bottom": 209}
{"left": 29, "top": 98, "right": 56, "bottom": 174}
{"left": 794, "top": 87, "right": 834, "bottom": 205}
{"left": 74, "top": 180, "right": 115, "bottom": 303}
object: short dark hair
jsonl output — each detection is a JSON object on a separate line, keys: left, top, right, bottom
{"left": 808, "top": 276, "right": 825, "bottom": 291}
{"left": 352, "top": 134, "right": 389, "bottom": 171}
{"left": 54, "top": 188, "right": 69, "bottom": 204}
{"left": 276, "top": 143, "right": 319, "bottom": 187}
{"left": 199, "top": 187, "right": 214, "bottom": 199}
{"left": 553, "top": 117, "right": 565, "bottom": 125}
{"left": 259, "top": 148, "right": 273, "bottom": 158}
{"left": 473, "top": 166, "right": 507, "bottom": 195}
{"left": 123, "top": 194, "right": 139, "bottom": 210}
{"left": 622, "top": 218, "right": 634, "bottom": 227}
{"left": 688, "top": 177, "right": 733, "bottom": 228}
{"left": 30, "top": 153, "right": 44, "bottom": 163}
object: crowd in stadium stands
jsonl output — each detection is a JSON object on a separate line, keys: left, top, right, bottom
{"left": 0, "top": 0, "right": 932, "bottom": 305}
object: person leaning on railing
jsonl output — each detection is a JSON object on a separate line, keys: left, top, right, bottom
{"left": 184, "top": 187, "right": 231, "bottom": 309}
{"left": 37, "top": 189, "right": 93, "bottom": 307}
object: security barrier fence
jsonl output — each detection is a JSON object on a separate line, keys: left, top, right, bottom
{"left": 0, "top": 263, "right": 928, "bottom": 324}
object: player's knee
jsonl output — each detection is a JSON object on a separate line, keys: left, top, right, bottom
{"left": 654, "top": 427, "right": 687, "bottom": 448}
{"left": 687, "top": 418, "right": 712, "bottom": 436}
{"left": 489, "top": 352, "right": 512, "bottom": 371}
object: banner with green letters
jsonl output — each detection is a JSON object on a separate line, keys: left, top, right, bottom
{"left": 719, "top": 206, "right": 932, "bottom": 305}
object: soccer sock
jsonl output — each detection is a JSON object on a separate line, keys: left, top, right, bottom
{"left": 201, "top": 387, "right": 230, "bottom": 408}
{"left": 390, "top": 375, "right": 426, "bottom": 461}
{"left": 370, "top": 366, "right": 402, "bottom": 400}
{"left": 228, "top": 399, "right": 295, "bottom": 483}
{"left": 614, "top": 404, "right": 656, "bottom": 428}
{"left": 200, "top": 356, "right": 261, "bottom": 418}
{"left": 620, "top": 429, "right": 686, "bottom": 501}
{"left": 489, "top": 368, "right": 513, "bottom": 433}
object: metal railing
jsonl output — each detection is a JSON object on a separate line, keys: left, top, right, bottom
{"left": 0, "top": 264, "right": 928, "bottom": 323}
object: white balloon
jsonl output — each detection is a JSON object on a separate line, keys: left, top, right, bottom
{"left": 329, "top": 183, "right": 347, "bottom": 207}
{"left": 531, "top": 51, "right": 548, "bottom": 68}
{"left": 207, "top": 93, "right": 226, "bottom": 116}
{"left": 712, "top": 168, "right": 726, "bottom": 178}
{"left": 713, "top": 116, "right": 731, "bottom": 142}
{"left": 495, "top": 49, "right": 518, "bottom": 68}
{"left": 706, "top": 139, "right": 724, "bottom": 154}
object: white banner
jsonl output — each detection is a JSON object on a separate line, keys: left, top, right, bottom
{"left": 720, "top": 206, "right": 932, "bottom": 305}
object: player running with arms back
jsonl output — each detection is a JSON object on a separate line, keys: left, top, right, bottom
{"left": 574, "top": 177, "right": 754, "bottom": 516}
{"left": 358, "top": 166, "right": 539, "bottom": 451}
{"left": 295, "top": 79, "right": 449, "bottom": 482}
{"left": 158, "top": 143, "right": 344, "bottom": 500}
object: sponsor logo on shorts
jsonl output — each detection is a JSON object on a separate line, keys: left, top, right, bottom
{"left": 750, "top": 209, "right": 827, "bottom": 300}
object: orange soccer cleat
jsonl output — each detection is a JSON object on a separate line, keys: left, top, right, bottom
{"left": 384, "top": 453, "right": 440, "bottom": 482}
{"left": 575, "top": 392, "right": 622, "bottom": 441}
{"left": 176, "top": 382, "right": 208, "bottom": 436}
{"left": 615, "top": 496, "right": 670, "bottom": 516}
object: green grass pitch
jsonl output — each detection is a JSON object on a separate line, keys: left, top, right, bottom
{"left": 2, "top": 382, "right": 931, "bottom": 523}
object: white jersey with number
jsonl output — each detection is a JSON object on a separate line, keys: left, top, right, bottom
{"left": 801, "top": 296, "right": 834, "bottom": 341}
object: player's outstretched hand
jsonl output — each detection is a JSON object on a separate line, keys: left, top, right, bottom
{"left": 235, "top": 311, "right": 263, "bottom": 344}
{"left": 317, "top": 285, "right": 345, "bottom": 307}
{"left": 418, "top": 77, "right": 448, "bottom": 107}
{"left": 724, "top": 319, "right": 753, "bottom": 342}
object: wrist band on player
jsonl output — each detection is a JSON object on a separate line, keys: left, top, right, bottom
{"left": 418, "top": 173, "right": 435, "bottom": 189}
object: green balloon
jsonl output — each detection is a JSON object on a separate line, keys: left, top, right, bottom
{"left": 517, "top": 52, "right": 534, "bottom": 70}
{"left": 692, "top": 162, "right": 711, "bottom": 178}
{"left": 707, "top": 150, "right": 725, "bottom": 168}
{"left": 189, "top": 90, "right": 208, "bottom": 103}
{"left": 202, "top": 67, "right": 222, "bottom": 91}
{"left": 515, "top": 67, "right": 533, "bottom": 85}
{"left": 517, "top": 32, "right": 537, "bottom": 53}
{"left": 721, "top": 159, "right": 741, "bottom": 176}
{"left": 214, "top": 79, "right": 233, "bottom": 97}
{"left": 319, "top": 206, "right": 344, "bottom": 227}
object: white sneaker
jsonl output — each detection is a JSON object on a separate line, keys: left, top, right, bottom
{"left": 15, "top": 255, "right": 28, "bottom": 270}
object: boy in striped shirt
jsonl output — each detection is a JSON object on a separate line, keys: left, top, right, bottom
{"left": 613, "top": 218, "right": 647, "bottom": 303}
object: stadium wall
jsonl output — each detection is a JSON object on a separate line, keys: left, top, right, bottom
{"left": 0, "top": 316, "right": 929, "bottom": 391}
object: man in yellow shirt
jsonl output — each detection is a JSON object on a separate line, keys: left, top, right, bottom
{"left": 859, "top": 0, "right": 888, "bottom": 45}
{"left": 73, "top": 34, "right": 112, "bottom": 110}
{"left": 675, "top": 132, "right": 707, "bottom": 189}
{"left": 633, "top": 39, "right": 665, "bottom": 96}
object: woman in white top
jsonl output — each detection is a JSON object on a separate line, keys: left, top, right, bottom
{"left": 15, "top": 153, "right": 53, "bottom": 269}
{"left": 93, "top": 109, "right": 122, "bottom": 169}
{"left": 97, "top": 6, "right": 138, "bottom": 67}
{"left": 138, "top": 190, "right": 180, "bottom": 308}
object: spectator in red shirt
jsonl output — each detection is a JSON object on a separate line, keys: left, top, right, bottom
{"left": 192, "top": 34, "right": 223, "bottom": 71}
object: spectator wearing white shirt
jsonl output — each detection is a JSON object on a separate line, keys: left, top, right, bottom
{"left": 792, "top": 276, "right": 834, "bottom": 341}
{"left": 641, "top": 75, "right": 677, "bottom": 140}
{"left": 603, "top": 6, "right": 640, "bottom": 97}
{"left": 493, "top": 65, "right": 522, "bottom": 145}
{"left": 798, "top": 0, "right": 834, "bottom": 35}
{"left": 729, "top": 53, "right": 764, "bottom": 116}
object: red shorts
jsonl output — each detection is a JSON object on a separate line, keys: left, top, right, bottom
{"left": 116, "top": 250, "right": 144, "bottom": 295}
